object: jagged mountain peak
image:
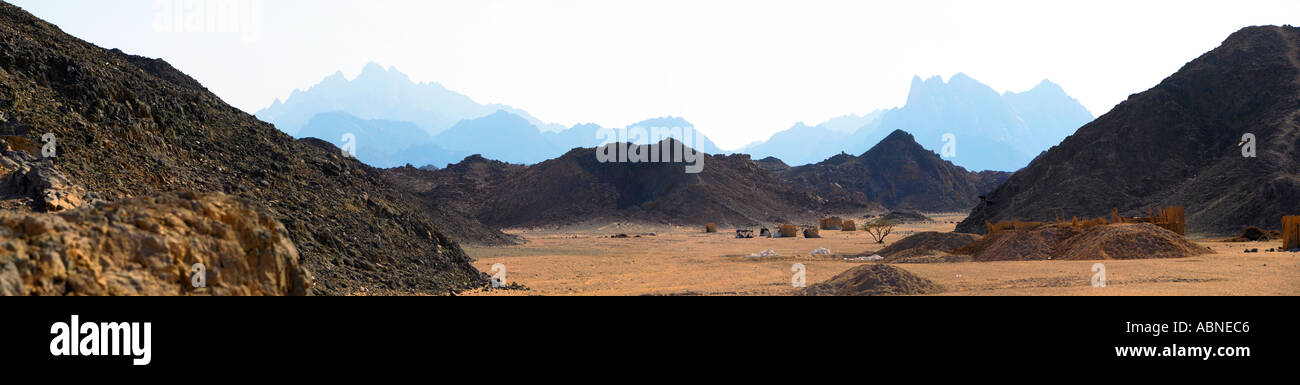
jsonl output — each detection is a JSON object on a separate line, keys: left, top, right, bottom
{"left": 781, "top": 128, "right": 1010, "bottom": 212}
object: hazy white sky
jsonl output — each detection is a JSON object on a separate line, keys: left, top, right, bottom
{"left": 11, "top": 0, "right": 1299, "bottom": 149}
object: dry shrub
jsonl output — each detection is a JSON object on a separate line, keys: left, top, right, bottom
{"left": 778, "top": 224, "right": 799, "bottom": 238}
{"left": 705, "top": 223, "right": 717, "bottom": 233}
{"left": 819, "top": 217, "right": 844, "bottom": 230}
{"left": 1156, "top": 206, "right": 1186, "bottom": 236}
{"left": 1098, "top": 207, "right": 1185, "bottom": 235}
{"left": 842, "top": 220, "right": 857, "bottom": 232}
{"left": 1069, "top": 217, "right": 1110, "bottom": 231}
{"left": 865, "top": 218, "right": 896, "bottom": 244}
{"left": 804, "top": 227, "right": 822, "bottom": 239}
{"left": 1284, "top": 216, "right": 1300, "bottom": 250}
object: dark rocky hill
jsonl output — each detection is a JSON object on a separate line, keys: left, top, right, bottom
{"left": 0, "top": 2, "right": 486, "bottom": 295}
{"left": 383, "top": 155, "right": 524, "bottom": 245}
{"left": 754, "top": 156, "right": 791, "bottom": 173}
{"left": 958, "top": 26, "right": 1300, "bottom": 235}
{"left": 405, "top": 141, "right": 832, "bottom": 228}
{"left": 782, "top": 130, "right": 1011, "bottom": 212}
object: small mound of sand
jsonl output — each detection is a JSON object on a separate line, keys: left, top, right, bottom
{"left": 801, "top": 264, "right": 944, "bottom": 296}
{"left": 1053, "top": 223, "right": 1211, "bottom": 260}
{"left": 874, "top": 232, "right": 980, "bottom": 262}
{"left": 954, "top": 226, "right": 1080, "bottom": 261}
{"left": 955, "top": 223, "right": 1210, "bottom": 262}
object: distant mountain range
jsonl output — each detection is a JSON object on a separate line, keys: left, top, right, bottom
{"left": 738, "top": 74, "right": 1094, "bottom": 171}
{"left": 434, "top": 110, "right": 562, "bottom": 165}
{"left": 295, "top": 111, "right": 468, "bottom": 169}
{"left": 739, "top": 111, "right": 886, "bottom": 166}
{"left": 959, "top": 25, "right": 1300, "bottom": 235}
{"left": 261, "top": 63, "right": 1089, "bottom": 173}
{"left": 878, "top": 74, "right": 1094, "bottom": 172}
{"left": 262, "top": 64, "right": 727, "bottom": 168}
{"left": 258, "top": 62, "right": 1092, "bottom": 172}
{"left": 255, "top": 62, "right": 563, "bottom": 137}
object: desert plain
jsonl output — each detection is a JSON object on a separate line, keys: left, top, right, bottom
{"left": 464, "top": 214, "right": 1300, "bottom": 296}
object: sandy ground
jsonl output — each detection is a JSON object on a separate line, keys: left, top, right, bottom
{"left": 462, "top": 214, "right": 1300, "bottom": 296}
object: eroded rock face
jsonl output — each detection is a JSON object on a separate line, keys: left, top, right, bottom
{"left": 0, "top": 148, "right": 86, "bottom": 212}
{"left": 0, "top": 192, "right": 314, "bottom": 296}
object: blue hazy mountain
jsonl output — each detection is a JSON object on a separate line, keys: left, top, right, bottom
{"left": 255, "top": 62, "right": 563, "bottom": 136}
{"left": 541, "top": 116, "right": 726, "bottom": 155}
{"left": 295, "top": 111, "right": 467, "bottom": 168}
{"left": 257, "top": 63, "right": 727, "bottom": 167}
{"left": 820, "top": 111, "right": 886, "bottom": 134}
{"left": 295, "top": 108, "right": 728, "bottom": 168}
{"left": 1001, "top": 79, "right": 1097, "bottom": 153}
{"left": 741, "top": 75, "right": 1092, "bottom": 171}
{"left": 432, "top": 110, "right": 563, "bottom": 165}
{"left": 542, "top": 122, "right": 605, "bottom": 152}
{"left": 872, "top": 74, "right": 1094, "bottom": 172}
{"left": 740, "top": 111, "right": 886, "bottom": 166}
{"left": 623, "top": 117, "right": 726, "bottom": 154}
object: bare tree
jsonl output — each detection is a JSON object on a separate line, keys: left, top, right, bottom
{"left": 865, "top": 218, "right": 896, "bottom": 244}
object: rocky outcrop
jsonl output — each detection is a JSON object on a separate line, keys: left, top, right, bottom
{"left": 0, "top": 192, "right": 313, "bottom": 296}
{"left": 0, "top": 146, "right": 86, "bottom": 212}
{"left": 0, "top": 2, "right": 488, "bottom": 295}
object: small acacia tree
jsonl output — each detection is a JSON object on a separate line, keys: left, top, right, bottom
{"left": 865, "top": 218, "right": 896, "bottom": 244}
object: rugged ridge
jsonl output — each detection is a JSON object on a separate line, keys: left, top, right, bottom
{"left": 398, "top": 140, "right": 832, "bottom": 229}
{"left": 958, "top": 26, "right": 1300, "bottom": 235}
